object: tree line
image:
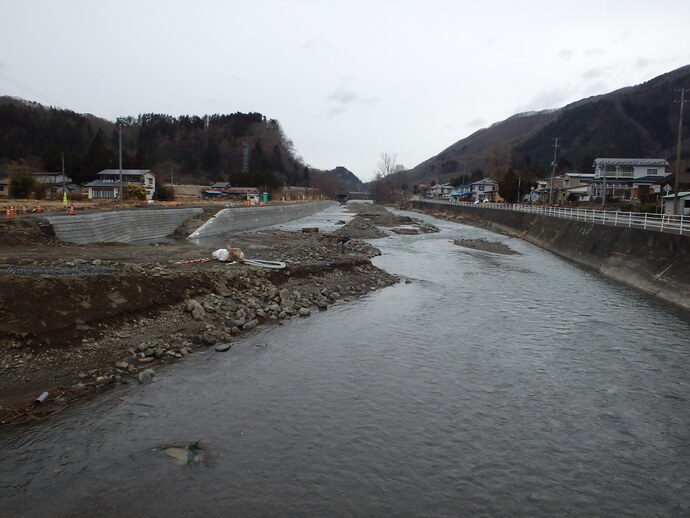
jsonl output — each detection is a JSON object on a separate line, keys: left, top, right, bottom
{"left": 0, "top": 98, "right": 346, "bottom": 195}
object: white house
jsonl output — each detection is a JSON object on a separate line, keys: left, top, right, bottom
{"left": 470, "top": 178, "right": 499, "bottom": 202}
{"left": 85, "top": 169, "right": 156, "bottom": 200}
{"left": 591, "top": 158, "right": 669, "bottom": 201}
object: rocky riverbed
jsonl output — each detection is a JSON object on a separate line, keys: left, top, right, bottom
{"left": 0, "top": 203, "right": 436, "bottom": 425}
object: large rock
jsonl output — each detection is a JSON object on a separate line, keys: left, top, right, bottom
{"left": 185, "top": 299, "right": 206, "bottom": 321}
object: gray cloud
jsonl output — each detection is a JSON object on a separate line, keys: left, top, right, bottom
{"left": 582, "top": 67, "right": 605, "bottom": 79}
{"left": 466, "top": 117, "right": 486, "bottom": 128}
{"left": 584, "top": 48, "right": 605, "bottom": 57}
{"left": 634, "top": 57, "right": 655, "bottom": 68}
{"left": 559, "top": 49, "right": 573, "bottom": 60}
{"left": 515, "top": 86, "right": 576, "bottom": 113}
{"left": 301, "top": 38, "right": 322, "bottom": 51}
{"left": 326, "top": 77, "right": 378, "bottom": 117}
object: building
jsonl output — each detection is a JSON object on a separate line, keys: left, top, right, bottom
{"left": 31, "top": 172, "right": 82, "bottom": 198}
{"left": 549, "top": 173, "right": 595, "bottom": 202}
{"left": 470, "top": 178, "right": 499, "bottom": 202}
{"left": 449, "top": 185, "right": 473, "bottom": 202}
{"left": 428, "top": 183, "right": 454, "bottom": 198}
{"left": 661, "top": 192, "right": 690, "bottom": 216}
{"left": 85, "top": 169, "right": 156, "bottom": 200}
{"left": 449, "top": 178, "right": 500, "bottom": 202}
{"left": 591, "top": 158, "right": 669, "bottom": 201}
{"left": 0, "top": 178, "right": 8, "bottom": 198}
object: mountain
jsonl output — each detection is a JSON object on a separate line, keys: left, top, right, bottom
{"left": 0, "top": 97, "right": 363, "bottom": 193}
{"left": 329, "top": 166, "right": 364, "bottom": 192}
{"left": 404, "top": 65, "right": 690, "bottom": 185}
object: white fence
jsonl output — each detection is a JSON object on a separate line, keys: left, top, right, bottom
{"left": 426, "top": 199, "right": 689, "bottom": 235}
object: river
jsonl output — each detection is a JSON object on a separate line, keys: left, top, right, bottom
{"left": 2, "top": 206, "right": 689, "bottom": 517}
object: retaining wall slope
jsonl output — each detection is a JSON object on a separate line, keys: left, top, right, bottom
{"left": 189, "top": 201, "right": 336, "bottom": 238}
{"left": 415, "top": 201, "right": 690, "bottom": 312}
{"left": 46, "top": 208, "right": 204, "bottom": 244}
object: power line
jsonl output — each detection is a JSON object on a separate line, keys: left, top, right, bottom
{"left": 0, "top": 70, "right": 73, "bottom": 111}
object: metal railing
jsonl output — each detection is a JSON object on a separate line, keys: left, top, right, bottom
{"left": 425, "top": 199, "right": 688, "bottom": 235}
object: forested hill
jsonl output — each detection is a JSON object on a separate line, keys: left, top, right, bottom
{"left": 404, "top": 64, "right": 690, "bottom": 185}
{"left": 0, "top": 97, "right": 355, "bottom": 192}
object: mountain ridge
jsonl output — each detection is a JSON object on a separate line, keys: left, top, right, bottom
{"left": 404, "top": 65, "right": 690, "bottom": 186}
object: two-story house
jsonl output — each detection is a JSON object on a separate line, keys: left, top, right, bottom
{"left": 85, "top": 169, "right": 156, "bottom": 200}
{"left": 428, "top": 183, "right": 454, "bottom": 198}
{"left": 591, "top": 158, "right": 669, "bottom": 201}
{"left": 470, "top": 178, "right": 499, "bottom": 202}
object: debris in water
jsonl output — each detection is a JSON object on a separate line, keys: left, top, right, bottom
{"left": 161, "top": 441, "right": 205, "bottom": 465}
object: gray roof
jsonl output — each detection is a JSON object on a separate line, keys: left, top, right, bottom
{"left": 97, "top": 169, "right": 154, "bottom": 176}
{"left": 593, "top": 158, "right": 669, "bottom": 167}
{"left": 85, "top": 180, "right": 120, "bottom": 187}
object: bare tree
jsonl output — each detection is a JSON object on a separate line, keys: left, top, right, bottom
{"left": 373, "top": 152, "right": 407, "bottom": 203}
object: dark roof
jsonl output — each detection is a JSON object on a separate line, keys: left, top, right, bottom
{"left": 85, "top": 180, "right": 120, "bottom": 187}
{"left": 224, "top": 187, "right": 260, "bottom": 194}
{"left": 632, "top": 175, "right": 667, "bottom": 183}
{"left": 97, "top": 169, "right": 153, "bottom": 176}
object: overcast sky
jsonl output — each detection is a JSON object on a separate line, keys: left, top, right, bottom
{"left": 2, "top": 0, "right": 689, "bottom": 181}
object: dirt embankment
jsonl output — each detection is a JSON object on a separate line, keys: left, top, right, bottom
{"left": 0, "top": 204, "right": 438, "bottom": 425}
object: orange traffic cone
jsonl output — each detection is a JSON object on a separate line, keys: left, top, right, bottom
{"left": 21, "top": 205, "right": 27, "bottom": 214}
{"left": 5, "top": 208, "right": 11, "bottom": 220}
{"left": 68, "top": 205, "right": 75, "bottom": 215}
{"left": 36, "top": 203, "right": 43, "bottom": 213}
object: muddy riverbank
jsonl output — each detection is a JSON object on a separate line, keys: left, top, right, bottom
{"left": 0, "top": 204, "right": 437, "bottom": 425}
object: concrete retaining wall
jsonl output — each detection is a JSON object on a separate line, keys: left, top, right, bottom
{"left": 189, "top": 201, "right": 336, "bottom": 238}
{"left": 415, "top": 200, "right": 690, "bottom": 312}
{"left": 46, "top": 208, "right": 203, "bottom": 244}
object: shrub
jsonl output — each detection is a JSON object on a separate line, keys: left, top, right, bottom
{"left": 125, "top": 185, "right": 147, "bottom": 201}
{"left": 156, "top": 185, "right": 176, "bottom": 201}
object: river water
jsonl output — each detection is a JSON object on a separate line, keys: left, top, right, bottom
{"left": 2, "top": 207, "right": 689, "bottom": 517}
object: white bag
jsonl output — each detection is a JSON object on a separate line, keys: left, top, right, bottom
{"left": 212, "top": 248, "right": 230, "bottom": 262}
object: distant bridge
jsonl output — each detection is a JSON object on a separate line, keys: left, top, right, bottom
{"left": 336, "top": 192, "right": 374, "bottom": 203}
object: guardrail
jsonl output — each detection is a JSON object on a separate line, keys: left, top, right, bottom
{"left": 426, "top": 199, "right": 688, "bottom": 235}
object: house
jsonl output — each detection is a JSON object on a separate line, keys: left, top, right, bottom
{"left": 85, "top": 169, "right": 156, "bottom": 200}
{"left": 449, "top": 185, "right": 473, "bottom": 202}
{"left": 591, "top": 158, "right": 670, "bottom": 201}
{"left": 223, "top": 187, "right": 260, "bottom": 198}
{"left": 428, "top": 183, "right": 454, "bottom": 198}
{"left": 550, "top": 173, "right": 596, "bottom": 202}
{"left": 31, "top": 172, "right": 82, "bottom": 198}
{"left": 470, "top": 178, "right": 499, "bottom": 202}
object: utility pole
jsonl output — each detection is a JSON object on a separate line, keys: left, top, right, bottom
{"left": 118, "top": 124, "right": 123, "bottom": 205}
{"left": 170, "top": 166, "right": 174, "bottom": 187}
{"left": 674, "top": 88, "right": 688, "bottom": 215}
{"left": 549, "top": 137, "right": 559, "bottom": 205}
{"left": 242, "top": 141, "right": 249, "bottom": 173}
{"left": 61, "top": 152, "right": 66, "bottom": 194}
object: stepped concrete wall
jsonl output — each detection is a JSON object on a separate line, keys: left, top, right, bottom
{"left": 189, "top": 201, "right": 336, "bottom": 239}
{"left": 45, "top": 208, "right": 203, "bottom": 244}
{"left": 414, "top": 200, "right": 690, "bottom": 312}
